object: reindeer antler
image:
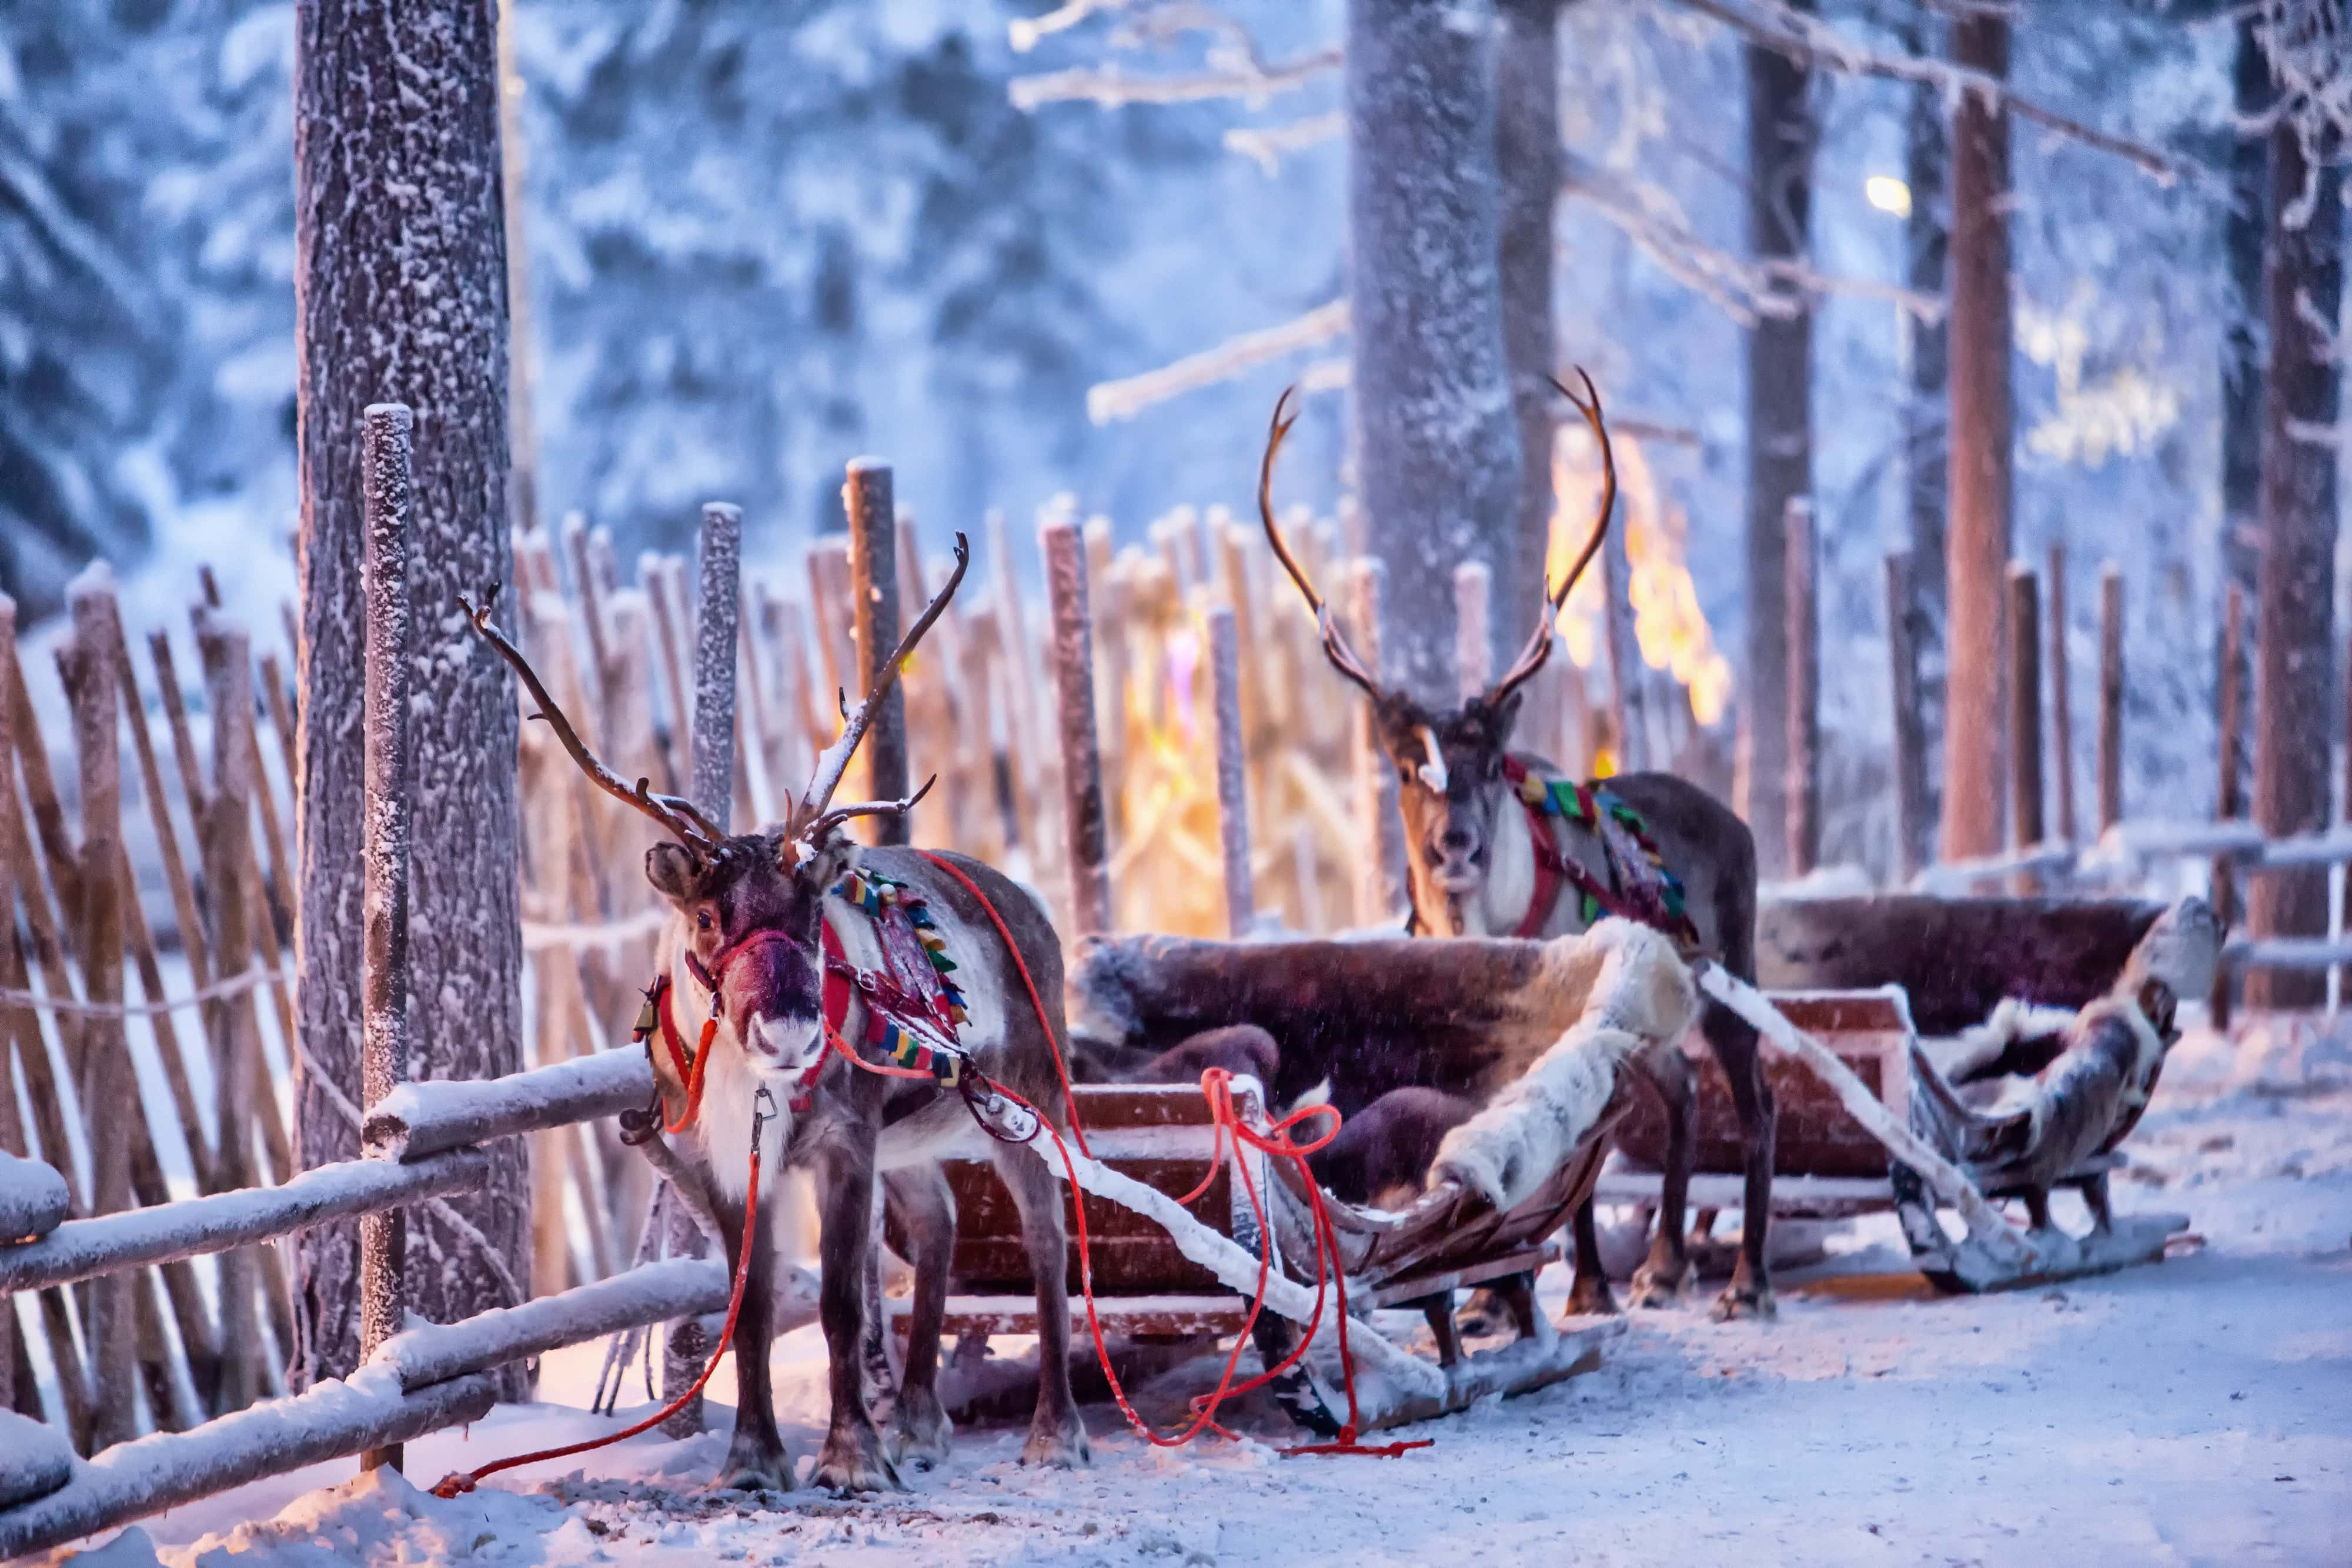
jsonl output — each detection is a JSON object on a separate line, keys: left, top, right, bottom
{"left": 1486, "top": 367, "right": 1616, "bottom": 708}
{"left": 1256, "top": 386, "right": 1385, "bottom": 700}
{"left": 788, "top": 534, "right": 970, "bottom": 844}
{"left": 459, "top": 586, "right": 721, "bottom": 852}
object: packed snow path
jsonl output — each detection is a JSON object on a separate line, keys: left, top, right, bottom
{"left": 39, "top": 1029, "right": 2351, "bottom": 1567}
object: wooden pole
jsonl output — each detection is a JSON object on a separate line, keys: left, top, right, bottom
{"left": 691, "top": 504, "right": 741, "bottom": 830}
{"left": 1784, "top": 499, "right": 1820, "bottom": 877}
{"left": 1207, "top": 606, "right": 1252, "bottom": 938}
{"left": 196, "top": 612, "right": 268, "bottom": 1413}
{"left": 1454, "top": 561, "right": 1492, "bottom": 702}
{"left": 2097, "top": 563, "right": 2124, "bottom": 834}
{"left": 357, "top": 403, "right": 413, "bottom": 1473}
{"left": 58, "top": 570, "right": 136, "bottom": 1447}
{"left": 1348, "top": 559, "right": 1406, "bottom": 925}
{"left": 843, "top": 463, "right": 907, "bottom": 843}
{"left": 1041, "top": 519, "right": 1112, "bottom": 936}
{"left": 642, "top": 552, "right": 693, "bottom": 800}
{"left": 1885, "top": 552, "right": 1930, "bottom": 883}
{"left": 2211, "top": 584, "right": 2246, "bottom": 1029}
{"left": 1599, "top": 510, "right": 1643, "bottom": 773}
{"left": 2004, "top": 564, "right": 2044, "bottom": 891}
{"left": 2046, "top": 543, "right": 2077, "bottom": 843}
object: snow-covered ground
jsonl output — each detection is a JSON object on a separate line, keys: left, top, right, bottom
{"left": 34, "top": 1017, "right": 2352, "bottom": 1568}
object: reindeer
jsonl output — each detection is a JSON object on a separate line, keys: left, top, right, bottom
{"left": 462, "top": 537, "right": 1091, "bottom": 1493}
{"left": 1255, "top": 374, "right": 1779, "bottom": 1320}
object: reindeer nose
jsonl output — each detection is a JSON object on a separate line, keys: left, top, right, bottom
{"left": 1439, "top": 824, "right": 1476, "bottom": 855}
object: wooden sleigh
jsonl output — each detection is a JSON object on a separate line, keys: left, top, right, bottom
{"left": 1602, "top": 894, "right": 2220, "bottom": 1293}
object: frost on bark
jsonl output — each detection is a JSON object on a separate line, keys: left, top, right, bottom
{"left": 2246, "top": 114, "right": 2341, "bottom": 1012}
{"left": 292, "top": 0, "right": 523, "bottom": 1392}
{"left": 692, "top": 503, "right": 742, "bottom": 831}
{"left": 1496, "top": 0, "right": 1561, "bottom": 614}
{"left": 1739, "top": 2, "right": 1814, "bottom": 878}
{"left": 1347, "top": 0, "right": 1522, "bottom": 706}
{"left": 1937, "top": 13, "right": 2014, "bottom": 863}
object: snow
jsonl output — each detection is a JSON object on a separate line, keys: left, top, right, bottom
{"left": 361, "top": 1047, "right": 654, "bottom": 1163}
{"left": 0, "top": 1151, "right": 71, "bottom": 1242}
{"left": 22, "top": 1022, "right": 2350, "bottom": 1566}
{"left": 0, "top": 1413, "right": 74, "bottom": 1510}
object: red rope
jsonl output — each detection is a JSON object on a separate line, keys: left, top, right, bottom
{"left": 916, "top": 851, "right": 1091, "bottom": 1158}
{"left": 429, "top": 1091, "right": 775, "bottom": 1499}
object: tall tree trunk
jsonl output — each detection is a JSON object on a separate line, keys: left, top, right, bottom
{"left": 2220, "top": 15, "right": 2271, "bottom": 604}
{"left": 1496, "top": 0, "right": 1562, "bottom": 640}
{"left": 1937, "top": 14, "right": 2014, "bottom": 862}
{"left": 1740, "top": 3, "right": 1815, "bottom": 877}
{"left": 1899, "top": 14, "right": 1948, "bottom": 875}
{"left": 292, "top": 0, "right": 525, "bottom": 1391}
{"left": 1348, "top": 0, "right": 1522, "bottom": 706}
{"left": 2246, "top": 117, "right": 2342, "bottom": 1012}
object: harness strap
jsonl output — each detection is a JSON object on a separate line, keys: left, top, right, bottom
{"left": 1503, "top": 758, "right": 1641, "bottom": 938}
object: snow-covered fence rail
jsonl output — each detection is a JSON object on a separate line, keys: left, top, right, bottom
{"left": 362, "top": 1048, "right": 654, "bottom": 1163}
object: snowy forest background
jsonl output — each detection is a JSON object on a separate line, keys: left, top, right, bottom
{"left": 1, "top": 0, "right": 2340, "bottom": 874}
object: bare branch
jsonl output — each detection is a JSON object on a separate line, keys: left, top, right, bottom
{"left": 1671, "top": 0, "right": 2189, "bottom": 185}
{"left": 1009, "top": 0, "right": 1143, "bottom": 54}
{"left": 1010, "top": 46, "right": 1339, "bottom": 111}
{"left": 1086, "top": 298, "right": 1349, "bottom": 423}
{"left": 1224, "top": 111, "right": 1345, "bottom": 174}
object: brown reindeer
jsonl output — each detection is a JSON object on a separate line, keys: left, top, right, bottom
{"left": 462, "top": 537, "right": 1091, "bottom": 1493}
{"left": 1255, "top": 375, "right": 1779, "bottom": 1320}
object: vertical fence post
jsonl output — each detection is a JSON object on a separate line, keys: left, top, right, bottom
{"left": 2097, "top": 563, "right": 2124, "bottom": 835}
{"left": 1885, "top": 551, "right": 1930, "bottom": 884}
{"left": 2005, "top": 564, "right": 2045, "bottom": 892}
{"left": 844, "top": 463, "right": 907, "bottom": 843}
{"left": 1348, "top": 559, "right": 1406, "bottom": 925}
{"left": 692, "top": 504, "right": 742, "bottom": 831}
{"left": 2046, "top": 543, "right": 2076, "bottom": 844}
{"left": 1207, "top": 606, "right": 1254, "bottom": 937}
{"left": 2211, "top": 584, "right": 2247, "bottom": 1029}
{"left": 57, "top": 567, "right": 133, "bottom": 1447}
{"left": 1785, "top": 499, "right": 1820, "bottom": 878}
{"left": 356, "top": 403, "right": 413, "bottom": 1473}
{"left": 1599, "top": 513, "right": 1642, "bottom": 773}
{"left": 1041, "top": 517, "right": 1112, "bottom": 937}
{"left": 1454, "top": 561, "right": 1492, "bottom": 702}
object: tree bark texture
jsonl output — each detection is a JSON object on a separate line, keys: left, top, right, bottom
{"left": 1901, "top": 16, "right": 1949, "bottom": 827}
{"left": 2245, "top": 117, "right": 2342, "bottom": 1011}
{"left": 292, "top": 0, "right": 523, "bottom": 1391}
{"left": 2221, "top": 15, "right": 2271, "bottom": 603}
{"left": 1783, "top": 499, "right": 1819, "bottom": 877}
{"left": 1937, "top": 14, "right": 2014, "bottom": 863}
{"left": 1741, "top": 3, "right": 1814, "bottom": 878}
{"left": 1348, "top": 0, "right": 1522, "bottom": 706}
{"left": 1496, "top": 0, "right": 1562, "bottom": 620}
{"left": 693, "top": 503, "right": 742, "bottom": 833}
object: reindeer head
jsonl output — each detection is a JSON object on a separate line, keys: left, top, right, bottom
{"left": 462, "top": 536, "right": 968, "bottom": 1088}
{"left": 1257, "top": 374, "right": 1617, "bottom": 929}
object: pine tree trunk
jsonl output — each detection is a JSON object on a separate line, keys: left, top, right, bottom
{"left": 2245, "top": 118, "right": 2342, "bottom": 1012}
{"left": 1899, "top": 12, "right": 1948, "bottom": 869}
{"left": 1348, "top": 0, "right": 1522, "bottom": 706}
{"left": 1740, "top": 5, "right": 1814, "bottom": 877}
{"left": 1937, "top": 14, "right": 2014, "bottom": 862}
{"left": 1496, "top": 0, "right": 1561, "bottom": 633}
{"left": 292, "top": 0, "right": 524, "bottom": 1392}
{"left": 2220, "top": 15, "right": 2271, "bottom": 604}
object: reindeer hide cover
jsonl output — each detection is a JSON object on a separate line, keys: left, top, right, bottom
{"left": 1429, "top": 920, "right": 1696, "bottom": 1213}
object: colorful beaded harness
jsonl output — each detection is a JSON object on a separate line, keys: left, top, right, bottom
{"left": 1499, "top": 757, "right": 1700, "bottom": 950}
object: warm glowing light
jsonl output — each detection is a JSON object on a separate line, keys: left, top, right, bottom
{"left": 1865, "top": 176, "right": 1911, "bottom": 218}
{"left": 1547, "top": 428, "right": 1735, "bottom": 730}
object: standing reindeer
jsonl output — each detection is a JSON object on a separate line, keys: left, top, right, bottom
{"left": 462, "top": 536, "right": 1091, "bottom": 1492}
{"left": 1257, "top": 375, "right": 1779, "bottom": 1320}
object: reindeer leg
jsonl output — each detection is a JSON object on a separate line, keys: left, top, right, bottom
{"left": 1709, "top": 1001, "right": 1778, "bottom": 1321}
{"left": 991, "top": 1139, "right": 1091, "bottom": 1469}
{"left": 812, "top": 1127, "right": 904, "bottom": 1493}
{"left": 1628, "top": 1045, "right": 1696, "bottom": 1308}
{"left": 711, "top": 1192, "right": 792, "bottom": 1493}
{"left": 881, "top": 1166, "right": 956, "bottom": 1470}
{"left": 1564, "top": 1196, "right": 1620, "bottom": 1316}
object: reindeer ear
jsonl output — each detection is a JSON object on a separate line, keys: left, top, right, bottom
{"left": 787, "top": 828, "right": 857, "bottom": 891}
{"left": 645, "top": 842, "right": 706, "bottom": 903}
{"left": 1483, "top": 687, "right": 1525, "bottom": 741}
{"left": 2137, "top": 977, "right": 2179, "bottom": 1042}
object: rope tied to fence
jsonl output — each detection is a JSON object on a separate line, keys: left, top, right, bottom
{"left": 0, "top": 964, "right": 286, "bottom": 1019}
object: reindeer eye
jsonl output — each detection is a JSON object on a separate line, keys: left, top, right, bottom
{"left": 696, "top": 910, "right": 713, "bottom": 932}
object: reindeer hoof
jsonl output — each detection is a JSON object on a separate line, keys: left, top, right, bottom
{"left": 1020, "top": 1410, "right": 1092, "bottom": 1470}
{"left": 1454, "top": 1286, "right": 1510, "bottom": 1338}
{"left": 709, "top": 1455, "right": 795, "bottom": 1495}
{"left": 1710, "top": 1281, "right": 1776, "bottom": 1322}
{"left": 815, "top": 1426, "right": 906, "bottom": 1495}
{"left": 1626, "top": 1257, "right": 1693, "bottom": 1309}
{"left": 886, "top": 1388, "right": 955, "bottom": 1472}
{"left": 1563, "top": 1276, "right": 1621, "bottom": 1318}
